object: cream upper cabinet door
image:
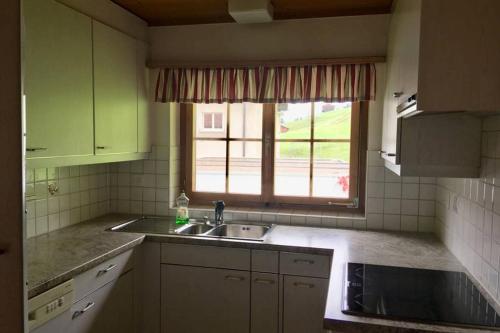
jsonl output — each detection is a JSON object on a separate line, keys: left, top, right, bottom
{"left": 93, "top": 21, "right": 138, "bottom": 155}
{"left": 24, "top": 0, "right": 94, "bottom": 158}
{"left": 137, "top": 40, "right": 152, "bottom": 153}
{"left": 396, "top": 0, "right": 421, "bottom": 104}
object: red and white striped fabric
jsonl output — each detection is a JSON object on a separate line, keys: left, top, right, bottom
{"left": 155, "top": 64, "right": 376, "bottom": 103}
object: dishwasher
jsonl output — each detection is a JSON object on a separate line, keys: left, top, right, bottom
{"left": 28, "top": 279, "right": 74, "bottom": 333}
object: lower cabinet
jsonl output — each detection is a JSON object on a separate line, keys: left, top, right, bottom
{"left": 161, "top": 264, "right": 250, "bottom": 333}
{"left": 282, "top": 276, "right": 329, "bottom": 333}
{"left": 159, "top": 244, "right": 331, "bottom": 333}
{"left": 251, "top": 272, "right": 279, "bottom": 333}
{"left": 68, "top": 270, "right": 134, "bottom": 333}
{"left": 30, "top": 249, "right": 136, "bottom": 333}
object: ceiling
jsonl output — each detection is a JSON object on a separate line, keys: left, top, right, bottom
{"left": 112, "top": 0, "right": 393, "bottom": 26}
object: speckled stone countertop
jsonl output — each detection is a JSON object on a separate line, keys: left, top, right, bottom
{"left": 27, "top": 214, "right": 499, "bottom": 332}
{"left": 27, "top": 214, "right": 144, "bottom": 298}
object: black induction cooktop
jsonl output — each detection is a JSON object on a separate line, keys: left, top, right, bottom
{"left": 342, "top": 263, "right": 500, "bottom": 329}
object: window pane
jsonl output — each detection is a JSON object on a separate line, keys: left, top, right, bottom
{"left": 229, "top": 103, "right": 263, "bottom": 139}
{"left": 275, "top": 142, "right": 310, "bottom": 196}
{"left": 312, "top": 142, "right": 350, "bottom": 198}
{"left": 213, "top": 113, "right": 223, "bottom": 129}
{"left": 275, "top": 103, "right": 311, "bottom": 140}
{"left": 195, "top": 140, "right": 226, "bottom": 192}
{"left": 229, "top": 141, "right": 262, "bottom": 194}
{"left": 195, "top": 104, "right": 227, "bottom": 138}
{"left": 313, "top": 102, "right": 351, "bottom": 140}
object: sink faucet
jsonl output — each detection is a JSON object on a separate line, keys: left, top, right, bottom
{"left": 214, "top": 200, "right": 225, "bottom": 226}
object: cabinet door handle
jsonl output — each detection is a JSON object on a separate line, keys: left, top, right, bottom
{"left": 293, "top": 282, "right": 315, "bottom": 288}
{"left": 96, "top": 146, "right": 108, "bottom": 150}
{"left": 225, "top": 275, "right": 245, "bottom": 281}
{"left": 72, "top": 302, "right": 95, "bottom": 319}
{"left": 96, "top": 264, "right": 117, "bottom": 277}
{"left": 386, "top": 153, "right": 396, "bottom": 157}
{"left": 293, "top": 259, "right": 315, "bottom": 265}
{"left": 254, "top": 278, "right": 275, "bottom": 285}
{"left": 393, "top": 91, "right": 403, "bottom": 98}
{"left": 0, "top": 248, "right": 6, "bottom": 255}
{"left": 26, "top": 147, "right": 47, "bottom": 152}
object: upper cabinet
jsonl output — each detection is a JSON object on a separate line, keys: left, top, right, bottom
{"left": 24, "top": 0, "right": 151, "bottom": 168}
{"left": 385, "top": 0, "right": 500, "bottom": 113}
{"left": 93, "top": 21, "right": 138, "bottom": 155}
{"left": 137, "top": 41, "right": 153, "bottom": 153}
{"left": 24, "top": 0, "right": 94, "bottom": 159}
{"left": 381, "top": 0, "right": 499, "bottom": 177}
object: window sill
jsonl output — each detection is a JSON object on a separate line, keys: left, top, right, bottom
{"left": 168, "top": 205, "right": 366, "bottom": 230}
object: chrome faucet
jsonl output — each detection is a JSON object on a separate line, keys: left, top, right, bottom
{"left": 214, "top": 200, "right": 225, "bottom": 226}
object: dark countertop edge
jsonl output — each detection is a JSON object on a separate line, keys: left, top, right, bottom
{"left": 28, "top": 235, "right": 145, "bottom": 299}
{"left": 323, "top": 318, "right": 439, "bottom": 333}
{"left": 143, "top": 233, "right": 335, "bottom": 256}
{"left": 323, "top": 317, "right": 500, "bottom": 333}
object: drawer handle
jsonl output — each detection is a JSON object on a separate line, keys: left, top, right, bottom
{"left": 26, "top": 147, "right": 47, "bottom": 152}
{"left": 96, "top": 146, "right": 108, "bottom": 150}
{"left": 97, "top": 264, "right": 117, "bottom": 276}
{"left": 254, "top": 278, "right": 275, "bottom": 285}
{"left": 293, "top": 282, "right": 315, "bottom": 288}
{"left": 225, "top": 275, "right": 245, "bottom": 281}
{"left": 72, "top": 302, "right": 95, "bottom": 319}
{"left": 293, "top": 259, "right": 315, "bottom": 265}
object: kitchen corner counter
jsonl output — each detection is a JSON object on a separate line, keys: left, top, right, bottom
{"left": 27, "top": 214, "right": 498, "bottom": 332}
{"left": 27, "top": 214, "right": 144, "bottom": 299}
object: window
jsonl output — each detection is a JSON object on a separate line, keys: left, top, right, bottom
{"left": 181, "top": 102, "right": 367, "bottom": 211}
{"left": 198, "top": 106, "right": 224, "bottom": 131}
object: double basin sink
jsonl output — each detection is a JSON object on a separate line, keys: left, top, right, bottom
{"left": 174, "top": 221, "right": 271, "bottom": 241}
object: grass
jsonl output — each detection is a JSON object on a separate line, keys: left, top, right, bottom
{"left": 277, "top": 106, "right": 351, "bottom": 161}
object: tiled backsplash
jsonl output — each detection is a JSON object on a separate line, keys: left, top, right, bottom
{"left": 25, "top": 164, "right": 110, "bottom": 238}
{"left": 26, "top": 147, "right": 437, "bottom": 237}
{"left": 365, "top": 150, "right": 436, "bottom": 232}
{"left": 436, "top": 115, "right": 500, "bottom": 304}
{"left": 109, "top": 144, "right": 181, "bottom": 215}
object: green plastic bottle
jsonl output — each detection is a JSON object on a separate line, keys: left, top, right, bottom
{"left": 175, "top": 191, "right": 190, "bottom": 224}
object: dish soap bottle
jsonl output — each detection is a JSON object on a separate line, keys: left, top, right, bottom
{"left": 175, "top": 191, "right": 190, "bottom": 224}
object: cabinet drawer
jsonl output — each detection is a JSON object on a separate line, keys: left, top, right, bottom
{"left": 74, "top": 249, "right": 134, "bottom": 302}
{"left": 252, "top": 250, "right": 278, "bottom": 273}
{"left": 161, "top": 243, "right": 250, "bottom": 270}
{"left": 68, "top": 271, "right": 134, "bottom": 333}
{"left": 279, "top": 252, "right": 330, "bottom": 278}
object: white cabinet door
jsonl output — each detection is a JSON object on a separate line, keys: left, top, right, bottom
{"left": 93, "top": 20, "right": 138, "bottom": 155}
{"left": 251, "top": 272, "right": 279, "bottom": 333}
{"left": 24, "top": 0, "right": 94, "bottom": 159}
{"left": 67, "top": 271, "right": 134, "bottom": 333}
{"left": 282, "top": 276, "right": 328, "bottom": 333}
{"left": 137, "top": 40, "right": 152, "bottom": 153}
{"left": 162, "top": 264, "right": 250, "bottom": 333}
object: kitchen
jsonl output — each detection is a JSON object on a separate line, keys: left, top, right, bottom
{"left": 2, "top": 0, "right": 500, "bottom": 332}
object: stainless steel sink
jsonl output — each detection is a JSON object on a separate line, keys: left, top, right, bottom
{"left": 175, "top": 223, "right": 214, "bottom": 235}
{"left": 204, "top": 223, "right": 271, "bottom": 241}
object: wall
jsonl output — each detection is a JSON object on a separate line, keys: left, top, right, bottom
{"left": 149, "top": 15, "right": 390, "bottom": 64}
{"left": 435, "top": 115, "right": 500, "bottom": 304}
{"left": 109, "top": 63, "right": 436, "bottom": 232}
{"left": 25, "top": 164, "right": 110, "bottom": 238}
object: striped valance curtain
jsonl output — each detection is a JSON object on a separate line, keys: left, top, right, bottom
{"left": 155, "top": 63, "right": 376, "bottom": 104}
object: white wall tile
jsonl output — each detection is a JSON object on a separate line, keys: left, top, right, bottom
{"left": 384, "top": 199, "right": 401, "bottom": 215}
{"left": 384, "top": 183, "right": 401, "bottom": 199}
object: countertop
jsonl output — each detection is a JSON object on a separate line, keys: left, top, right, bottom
{"left": 27, "top": 214, "right": 498, "bottom": 332}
